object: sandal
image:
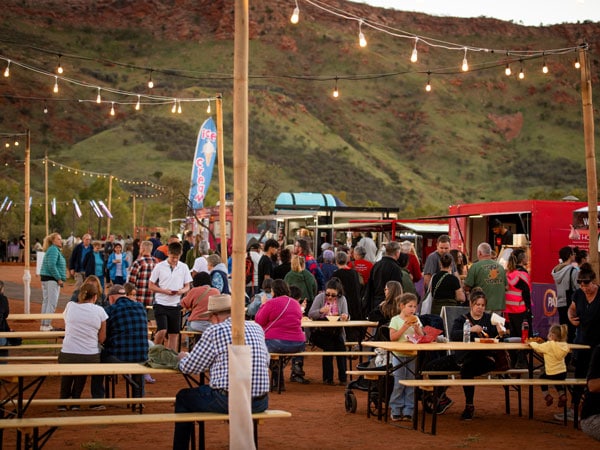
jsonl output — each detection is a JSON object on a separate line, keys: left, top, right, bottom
{"left": 558, "top": 393, "right": 567, "bottom": 408}
{"left": 544, "top": 394, "right": 553, "bottom": 407}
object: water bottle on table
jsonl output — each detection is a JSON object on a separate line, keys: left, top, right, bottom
{"left": 463, "top": 320, "right": 471, "bottom": 343}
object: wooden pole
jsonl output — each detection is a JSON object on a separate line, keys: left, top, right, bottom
{"left": 44, "top": 153, "right": 49, "bottom": 237}
{"left": 216, "top": 95, "right": 228, "bottom": 263}
{"left": 231, "top": 0, "right": 248, "bottom": 346}
{"left": 132, "top": 195, "right": 136, "bottom": 239}
{"left": 23, "top": 129, "right": 31, "bottom": 314}
{"left": 580, "top": 45, "right": 598, "bottom": 274}
{"left": 106, "top": 175, "right": 113, "bottom": 237}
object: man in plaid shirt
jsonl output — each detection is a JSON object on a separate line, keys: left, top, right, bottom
{"left": 173, "top": 294, "right": 270, "bottom": 450}
{"left": 128, "top": 240, "right": 156, "bottom": 306}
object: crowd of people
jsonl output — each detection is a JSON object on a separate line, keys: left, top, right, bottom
{"left": 5, "top": 224, "right": 599, "bottom": 445}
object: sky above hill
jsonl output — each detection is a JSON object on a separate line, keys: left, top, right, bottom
{"left": 358, "top": 0, "right": 599, "bottom": 25}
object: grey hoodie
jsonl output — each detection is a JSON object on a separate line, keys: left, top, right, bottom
{"left": 551, "top": 263, "right": 579, "bottom": 308}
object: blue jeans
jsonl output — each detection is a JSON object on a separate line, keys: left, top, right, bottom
{"left": 390, "top": 354, "right": 416, "bottom": 417}
{"left": 264, "top": 339, "right": 305, "bottom": 354}
{"left": 173, "top": 385, "right": 269, "bottom": 450}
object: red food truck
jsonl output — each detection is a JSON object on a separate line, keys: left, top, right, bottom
{"left": 447, "top": 199, "right": 590, "bottom": 337}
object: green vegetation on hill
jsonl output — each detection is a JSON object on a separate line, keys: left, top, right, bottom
{"left": 0, "top": 0, "right": 598, "bottom": 239}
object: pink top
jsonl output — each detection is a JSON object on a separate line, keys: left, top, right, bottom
{"left": 180, "top": 285, "right": 220, "bottom": 322}
{"left": 255, "top": 295, "right": 306, "bottom": 342}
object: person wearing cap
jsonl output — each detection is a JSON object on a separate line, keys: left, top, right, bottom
{"left": 149, "top": 241, "right": 193, "bottom": 351}
{"left": 91, "top": 283, "right": 150, "bottom": 402}
{"left": 173, "top": 294, "right": 270, "bottom": 450}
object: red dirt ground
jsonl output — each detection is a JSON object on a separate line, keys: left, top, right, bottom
{"left": 0, "top": 264, "right": 596, "bottom": 449}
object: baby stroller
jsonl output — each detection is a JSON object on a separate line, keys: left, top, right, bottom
{"left": 344, "top": 354, "right": 394, "bottom": 418}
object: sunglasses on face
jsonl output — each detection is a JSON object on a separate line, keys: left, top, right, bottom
{"left": 325, "top": 293, "right": 338, "bottom": 298}
{"left": 578, "top": 279, "right": 592, "bottom": 285}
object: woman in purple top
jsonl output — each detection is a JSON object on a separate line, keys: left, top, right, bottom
{"left": 255, "top": 279, "right": 307, "bottom": 390}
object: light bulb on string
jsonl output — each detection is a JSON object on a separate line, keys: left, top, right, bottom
{"left": 461, "top": 48, "right": 469, "bottom": 72}
{"left": 177, "top": 100, "right": 182, "bottom": 114}
{"left": 3, "top": 60, "right": 10, "bottom": 77}
{"left": 43, "top": 102, "right": 48, "bottom": 114}
{"left": 574, "top": 57, "right": 581, "bottom": 69}
{"left": 518, "top": 60, "right": 525, "bottom": 79}
{"left": 110, "top": 102, "right": 115, "bottom": 116}
{"left": 206, "top": 101, "right": 211, "bottom": 114}
{"left": 96, "top": 88, "right": 102, "bottom": 104}
{"left": 358, "top": 20, "right": 367, "bottom": 48}
{"left": 171, "top": 99, "right": 177, "bottom": 113}
{"left": 53, "top": 76, "right": 59, "bottom": 93}
{"left": 135, "top": 95, "right": 141, "bottom": 111}
{"left": 14, "top": 140, "right": 19, "bottom": 147}
{"left": 410, "top": 38, "right": 418, "bottom": 63}
{"left": 505, "top": 63, "right": 511, "bottom": 76}
{"left": 148, "top": 70, "right": 154, "bottom": 89}
{"left": 290, "top": 0, "right": 299, "bottom": 24}
{"left": 333, "top": 77, "right": 339, "bottom": 98}
{"left": 425, "top": 72, "right": 431, "bottom": 92}
{"left": 56, "top": 55, "right": 64, "bottom": 74}
{"left": 542, "top": 54, "right": 549, "bottom": 74}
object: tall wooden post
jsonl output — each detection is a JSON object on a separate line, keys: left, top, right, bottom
{"left": 44, "top": 153, "right": 49, "bottom": 237}
{"left": 216, "top": 94, "right": 227, "bottom": 263}
{"left": 23, "top": 129, "right": 31, "bottom": 314}
{"left": 580, "top": 45, "right": 598, "bottom": 274}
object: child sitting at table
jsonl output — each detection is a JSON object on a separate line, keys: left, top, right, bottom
{"left": 530, "top": 323, "right": 570, "bottom": 407}
{"left": 388, "top": 293, "right": 423, "bottom": 422}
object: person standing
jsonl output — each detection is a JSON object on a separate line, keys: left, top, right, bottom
{"left": 173, "top": 294, "right": 269, "bottom": 450}
{"left": 491, "top": 219, "right": 513, "bottom": 256}
{"left": 149, "top": 242, "right": 192, "bottom": 351}
{"left": 463, "top": 242, "right": 507, "bottom": 313}
{"left": 68, "top": 234, "right": 92, "bottom": 289}
{"left": 83, "top": 241, "right": 107, "bottom": 296}
{"left": 552, "top": 246, "right": 579, "bottom": 344}
{"left": 107, "top": 243, "right": 129, "bottom": 286}
{"left": 180, "top": 230, "right": 194, "bottom": 263}
{"left": 128, "top": 240, "right": 157, "bottom": 307}
{"left": 363, "top": 241, "right": 404, "bottom": 315}
{"left": 423, "top": 235, "right": 457, "bottom": 289}
{"left": 40, "top": 232, "right": 67, "bottom": 331}
{"left": 257, "top": 239, "right": 279, "bottom": 289}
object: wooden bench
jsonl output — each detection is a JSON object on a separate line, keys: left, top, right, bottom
{"left": 0, "top": 344, "right": 62, "bottom": 351}
{"left": 269, "top": 351, "right": 375, "bottom": 394}
{"left": 0, "top": 409, "right": 291, "bottom": 450}
{"left": 23, "top": 396, "right": 175, "bottom": 413}
{"left": 399, "top": 378, "right": 587, "bottom": 435}
{"left": 0, "top": 356, "right": 58, "bottom": 363}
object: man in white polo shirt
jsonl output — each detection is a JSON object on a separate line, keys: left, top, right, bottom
{"left": 149, "top": 241, "right": 192, "bottom": 351}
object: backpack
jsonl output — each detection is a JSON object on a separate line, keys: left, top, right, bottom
{"left": 245, "top": 252, "right": 254, "bottom": 285}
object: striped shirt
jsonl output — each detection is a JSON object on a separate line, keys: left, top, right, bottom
{"left": 179, "top": 318, "right": 270, "bottom": 397}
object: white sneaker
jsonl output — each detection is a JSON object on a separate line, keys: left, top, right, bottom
{"left": 554, "top": 409, "right": 574, "bottom": 421}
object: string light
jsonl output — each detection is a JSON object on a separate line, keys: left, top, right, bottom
{"left": 53, "top": 76, "right": 58, "bottom": 93}
{"left": 505, "top": 63, "right": 511, "bottom": 76}
{"left": 110, "top": 101, "right": 115, "bottom": 116}
{"left": 425, "top": 72, "right": 431, "bottom": 92}
{"left": 96, "top": 87, "right": 102, "bottom": 104}
{"left": 135, "top": 95, "right": 141, "bottom": 110}
{"left": 358, "top": 20, "right": 367, "bottom": 48}
{"left": 171, "top": 99, "right": 177, "bottom": 113}
{"left": 518, "top": 60, "right": 525, "bottom": 79}
{"left": 43, "top": 102, "right": 48, "bottom": 114}
{"left": 177, "top": 100, "right": 182, "bottom": 114}
{"left": 574, "top": 57, "right": 581, "bottom": 69}
{"left": 3, "top": 60, "right": 10, "bottom": 77}
{"left": 206, "top": 100, "right": 211, "bottom": 114}
{"left": 410, "top": 38, "right": 418, "bottom": 63}
{"left": 147, "top": 70, "right": 154, "bottom": 89}
{"left": 290, "top": 0, "right": 300, "bottom": 24}
{"left": 56, "top": 55, "right": 64, "bottom": 74}
{"left": 333, "top": 77, "right": 339, "bottom": 98}
{"left": 542, "top": 53, "right": 549, "bottom": 74}
{"left": 461, "top": 48, "right": 469, "bottom": 72}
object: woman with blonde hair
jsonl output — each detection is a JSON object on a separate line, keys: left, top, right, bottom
{"left": 40, "top": 232, "right": 67, "bottom": 331}
{"left": 284, "top": 255, "right": 317, "bottom": 313}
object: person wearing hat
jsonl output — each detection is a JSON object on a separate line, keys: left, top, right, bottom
{"left": 173, "top": 294, "right": 270, "bottom": 450}
{"left": 91, "top": 283, "right": 150, "bottom": 402}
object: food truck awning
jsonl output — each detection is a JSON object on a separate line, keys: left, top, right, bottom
{"left": 308, "top": 220, "right": 448, "bottom": 234}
